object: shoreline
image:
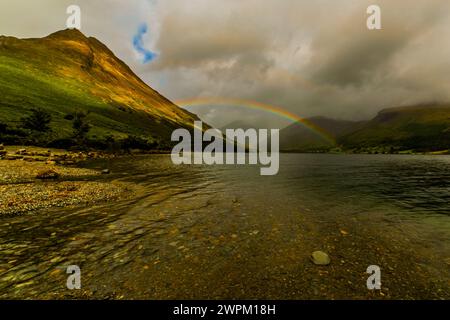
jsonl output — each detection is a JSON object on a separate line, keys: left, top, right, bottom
{"left": 1, "top": 145, "right": 449, "bottom": 216}
{"left": 0, "top": 146, "right": 136, "bottom": 215}
{"left": 280, "top": 149, "right": 450, "bottom": 155}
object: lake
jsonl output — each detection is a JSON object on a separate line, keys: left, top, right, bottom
{"left": 0, "top": 154, "right": 449, "bottom": 299}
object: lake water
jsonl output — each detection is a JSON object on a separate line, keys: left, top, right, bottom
{"left": 0, "top": 154, "right": 449, "bottom": 299}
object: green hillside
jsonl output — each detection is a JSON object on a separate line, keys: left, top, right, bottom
{"left": 339, "top": 105, "right": 450, "bottom": 152}
{"left": 279, "top": 105, "right": 450, "bottom": 153}
{"left": 0, "top": 29, "right": 201, "bottom": 149}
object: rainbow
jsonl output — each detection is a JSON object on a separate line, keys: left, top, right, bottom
{"left": 175, "top": 97, "right": 336, "bottom": 145}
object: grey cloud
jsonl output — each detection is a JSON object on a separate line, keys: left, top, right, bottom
{"left": 2, "top": 0, "right": 450, "bottom": 126}
{"left": 307, "top": 0, "right": 448, "bottom": 88}
{"left": 149, "top": 5, "right": 271, "bottom": 70}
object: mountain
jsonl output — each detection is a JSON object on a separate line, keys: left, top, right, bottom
{"left": 219, "top": 120, "right": 278, "bottom": 131}
{"left": 0, "top": 29, "right": 201, "bottom": 147}
{"left": 280, "top": 116, "right": 365, "bottom": 152}
{"left": 280, "top": 105, "right": 450, "bottom": 153}
{"left": 338, "top": 104, "right": 450, "bottom": 152}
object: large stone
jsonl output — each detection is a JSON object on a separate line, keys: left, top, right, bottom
{"left": 36, "top": 151, "right": 51, "bottom": 157}
{"left": 5, "top": 155, "right": 23, "bottom": 160}
{"left": 311, "top": 251, "right": 331, "bottom": 266}
{"left": 36, "top": 170, "right": 60, "bottom": 180}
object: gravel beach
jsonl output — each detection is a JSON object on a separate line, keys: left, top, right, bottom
{"left": 0, "top": 146, "right": 133, "bottom": 215}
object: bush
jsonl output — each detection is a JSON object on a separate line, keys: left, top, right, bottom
{"left": 21, "top": 108, "right": 52, "bottom": 132}
{"left": 120, "top": 135, "right": 157, "bottom": 151}
{"left": 0, "top": 122, "right": 7, "bottom": 133}
{"left": 48, "top": 138, "right": 76, "bottom": 149}
{"left": 72, "top": 111, "right": 91, "bottom": 139}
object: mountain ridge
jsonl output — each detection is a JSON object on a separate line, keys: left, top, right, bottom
{"left": 0, "top": 29, "right": 201, "bottom": 148}
{"left": 280, "top": 116, "right": 366, "bottom": 152}
{"left": 280, "top": 104, "right": 450, "bottom": 152}
{"left": 338, "top": 104, "right": 450, "bottom": 152}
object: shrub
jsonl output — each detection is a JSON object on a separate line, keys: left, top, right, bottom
{"left": 0, "top": 122, "right": 7, "bottom": 133}
{"left": 72, "top": 111, "right": 91, "bottom": 140}
{"left": 48, "top": 138, "right": 75, "bottom": 149}
{"left": 120, "top": 135, "right": 157, "bottom": 151}
{"left": 21, "top": 108, "right": 52, "bottom": 132}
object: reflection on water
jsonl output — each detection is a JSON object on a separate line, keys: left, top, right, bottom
{"left": 0, "top": 154, "right": 449, "bottom": 299}
{"left": 277, "top": 154, "right": 450, "bottom": 215}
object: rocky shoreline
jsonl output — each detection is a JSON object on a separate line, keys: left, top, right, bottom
{"left": 0, "top": 144, "right": 117, "bottom": 165}
{"left": 0, "top": 145, "right": 133, "bottom": 215}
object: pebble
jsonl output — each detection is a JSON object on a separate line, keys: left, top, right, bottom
{"left": 311, "top": 251, "right": 331, "bottom": 266}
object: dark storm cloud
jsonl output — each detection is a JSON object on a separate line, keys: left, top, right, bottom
{"left": 2, "top": 0, "right": 450, "bottom": 126}
{"left": 307, "top": 0, "right": 448, "bottom": 88}
{"left": 310, "top": 27, "right": 412, "bottom": 87}
{"left": 141, "top": 0, "right": 450, "bottom": 125}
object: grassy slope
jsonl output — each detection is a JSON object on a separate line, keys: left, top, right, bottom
{"left": 338, "top": 105, "right": 450, "bottom": 151}
{"left": 279, "top": 106, "right": 450, "bottom": 153}
{"left": 0, "top": 29, "right": 200, "bottom": 143}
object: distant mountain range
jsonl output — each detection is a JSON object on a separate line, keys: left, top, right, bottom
{"left": 280, "top": 104, "right": 450, "bottom": 153}
{"left": 280, "top": 117, "right": 366, "bottom": 152}
{"left": 0, "top": 29, "right": 201, "bottom": 148}
{"left": 219, "top": 120, "right": 277, "bottom": 131}
{"left": 218, "top": 105, "right": 450, "bottom": 153}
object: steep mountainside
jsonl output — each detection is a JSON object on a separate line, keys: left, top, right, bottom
{"left": 0, "top": 29, "right": 200, "bottom": 145}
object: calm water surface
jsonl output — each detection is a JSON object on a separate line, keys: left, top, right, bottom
{"left": 0, "top": 154, "right": 449, "bottom": 299}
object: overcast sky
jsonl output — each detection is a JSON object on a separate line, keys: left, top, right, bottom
{"left": 1, "top": 0, "right": 450, "bottom": 128}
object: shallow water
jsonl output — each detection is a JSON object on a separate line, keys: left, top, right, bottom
{"left": 0, "top": 154, "right": 449, "bottom": 299}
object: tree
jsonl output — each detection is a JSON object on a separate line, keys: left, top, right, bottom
{"left": 0, "top": 122, "right": 7, "bottom": 133}
{"left": 72, "top": 111, "right": 91, "bottom": 139}
{"left": 21, "top": 108, "right": 52, "bottom": 132}
{"left": 121, "top": 135, "right": 156, "bottom": 151}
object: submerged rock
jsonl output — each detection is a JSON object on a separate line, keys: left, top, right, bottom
{"left": 311, "top": 251, "right": 331, "bottom": 266}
